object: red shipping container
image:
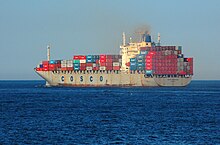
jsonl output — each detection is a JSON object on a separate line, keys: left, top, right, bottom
{"left": 106, "top": 55, "right": 113, "bottom": 59}
{"left": 146, "top": 63, "right": 152, "bottom": 67}
{"left": 49, "top": 68, "right": 56, "bottom": 71}
{"left": 73, "top": 56, "right": 80, "bottom": 59}
{"left": 106, "top": 62, "right": 112, "bottom": 67}
{"left": 149, "top": 51, "right": 156, "bottom": 55}
{"left": 36, "top": 68, "right": 43, "bottom": 71}
{"left": 49, "top": 64, "right": 56, "bottom": 68}
{"left": 86, "top": 63, "right": 93, "bottom": 67}
{"left": 106, "top": 66, "right": 113, "bottom": 70}
{"left": 100, "top": 63, "right": 106, "bottom": 66}
{"left": 43, "top": 64, "right": 49, "bottom": 68}
{"left": 80, "top": 66, "right": 86, "bottom": 70}
{"left": 146, "top": 55, "right": 152, "bottom": 59}
{"left": 113, "top": 66, "right": 120, "bottom": 70}
{"left": 100, "top": 55, "right": 106, "bottom": 59}
{"left": 106, "top": 59, "right": 113, "bottom": 63}
{"left": 100, "top": 59, "right": 106, "bottom": 63}
{"left": 80, "top": 63, "right": 86, "bottom": 67}
{"left": 79, "top": 55, "right": 86, "bottom": 60}
{"left": 93, "top": 67, "right": 99, "bottom": 70}
{"left": 42, "top": 61, "right": 49, "bottom": 65}
{"left": 61, "top": 67, "right": 67, "bottom": 71}
{"left": 146, "top": 66, "right": 152, "bottom": 70}
{"left": 146, "top": 60, "right": 152, "bottom": 63}
{"left": 43, "top": 68, "right": 48, "bottom": 71}
{"left": 67, "top": 67, "right": 73, "bottom": 71}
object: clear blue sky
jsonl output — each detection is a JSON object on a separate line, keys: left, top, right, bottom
{"left": 0, "top": 0, "right": 220, "bottom": 80}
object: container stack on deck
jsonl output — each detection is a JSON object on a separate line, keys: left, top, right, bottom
{"left": 35, "top": 47, "right": 193, "bottom": 76}
{"left": 129, "top": 46, "right": 193, "bottom": 76}
{"left": 36, "top": 55, "right": 122, "bottom": 71}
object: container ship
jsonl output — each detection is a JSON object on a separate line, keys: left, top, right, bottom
{"left": 35, "top": 32, "right": 193, "bottom": 87}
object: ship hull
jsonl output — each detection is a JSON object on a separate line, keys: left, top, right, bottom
{"left": 35, "top": 70, "right": 192, "bottom": 87}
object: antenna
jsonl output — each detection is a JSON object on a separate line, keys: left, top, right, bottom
{"left": 158, "top": 33, "right": 161, "bottom": 44}
{"left": 122, "top": 32, "right": 126, "bottom": 46}
{"left": 47, "top": 44, "right": 50, "bottom": 61}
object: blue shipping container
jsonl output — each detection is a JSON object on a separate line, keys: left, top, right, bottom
{"left": 49, "top": 60, "right": 56, "bottom": 64}
{"left": 74, "top": 63, "right": 80, "bottom": 67}
{"left": 137, "top": 62, "right": 145, "bottom": 67}
{"left": 136, "top": 54, "right": 145, "bottom": 59}
{"left": 146, "top": 70, "right": 153, "bottom": 74}
{"left": 130, "top": 58, "right": 136, "bottom": 62}
{"left": 130, "top": 66, "right": 137, "bottom": 70}
{"left": 74, "top": 67, "right": 80, "bottom": 70}
{"left": 137, "top": 66, "right": 145, "bottom": 70}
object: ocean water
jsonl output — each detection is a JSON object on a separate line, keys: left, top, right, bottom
{"left": 0, "top": 80, "right": 220, "bottom": 144}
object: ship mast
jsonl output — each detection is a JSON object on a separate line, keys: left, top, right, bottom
{"left": 47, "top": 45, "right": 50, "bottom": 61}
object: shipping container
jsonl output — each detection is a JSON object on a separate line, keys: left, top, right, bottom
{"left": 130, "top": 62, "right": 136, "bottom": 66}
{"left": 130, "top": 66, "right": 137, "bottom": 70}
{"left": 61, "top": 63, "right": 67, "bottom": 68}
{"left": 86, "top": 66, "right": 93, "bottom": 70}
{"left": 146, "top": 70, "right": 153, "bottom": 74}
{"left": 137, "top": 54, "right": 145, "bottom": 59}
{"left": 106, "top": 66, "right": 113, "bottom": 70}
{"left": 113, "top": 66, "right": 120, "bottom": 70}
{"left": 130, "top": 58, "right": 136, "bottom": 62}
{"left": 43, "top": 64, "right": 49, "bottom": 68}
{"left": 100, "top": 63, "right": 106, "bottom": 66}
{"left": 80, "top": 60, "right": 86, "bottom": 63}
{"left": 74, "top": 67, "right": 80, "bottom": 71}
{"left": 140, "top": 51, "right": 148, "bottom": 55}
{"left": 99, "top": 59, "right": 106, "bottom": 63}
{"left": 49, "top": 60, "right": 56, "bottom": 64}
{"left": 100, "top": 55, "right": 106, "bottom": 59}
{"left": 79, "top": 55, "right": 86, "bottom": 60}
{"left": 100, "top": 66, "right": 106, "bottom": 70}
{"left": 42, "top": 61, "right": 49, "bottom": 65}
{"left": 113, "top": 62, "right": 120, "bottom": 66}
{"left": 67, "top": 63, "right": 73, "bottom": 67}
{"left": 137, "top": 66, "right": 145, "bottom": 70}
{"left": 73, "top": 60, "right": 80, "bottom": 63}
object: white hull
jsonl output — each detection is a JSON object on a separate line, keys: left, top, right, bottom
{"left": 35, "top": 70, "right": 192, "bottom": 87}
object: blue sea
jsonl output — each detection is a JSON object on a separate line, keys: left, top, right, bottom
{"left": 0, "top": 80, "right": 220, "bottom": 144}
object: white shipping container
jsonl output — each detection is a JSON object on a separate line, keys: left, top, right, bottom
{"left": 93, "top": 63, "right": 98, "bottom": 67}
{"left": 86, "top": 67, "right": 93, "bottom": 70}
{"left": 67, "top": 60, "right": 73, "bottom": 64}
{"left": 67, "top": 63, "right": 73, "bottom": 67}
{"left": 99, "top": 66, "right": 106, "bottom": 70}
{"left": 113, "top": 62, "right": 120, "bottom": 66}
{"left": 178, "top": 58, "right": 184, "bottom": 62}
{"left": 174, "top": 51, "right": 178, "bottom": 55}
{"left": 80, "top": 60, "right": 86, "bottom": 63}
{"left": 61, "top": 63, "right": 67, "bottom": 67}
{"left": 177, "top": 62, "right": 184, "bottom": 66}
{"left": 61, "top": 60, "right": 67, "bottom": 64}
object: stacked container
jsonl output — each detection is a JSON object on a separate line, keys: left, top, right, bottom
{"left": 145, "top": 51, "right": 155, "bottom": 74}
{"left": 136, "top": 54, "right": 145, "bottom": 71}
{"left": 153, "top": 50, "right": 177, "bottom": 75}
{"left": 130, "top": 58, "right": 137, "bottom": 70}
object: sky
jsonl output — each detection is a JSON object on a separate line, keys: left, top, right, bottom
{"left": 0, "top": 0, "right": 220, "bottom": 80}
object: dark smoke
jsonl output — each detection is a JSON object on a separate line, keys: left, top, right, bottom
{"left": 132, "top": 24, "right": 151, "bottom": 42}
